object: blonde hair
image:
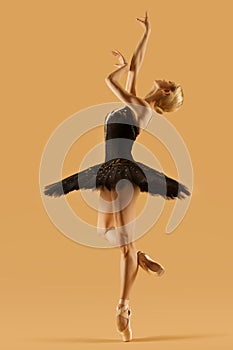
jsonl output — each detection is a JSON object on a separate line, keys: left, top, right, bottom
{"left": 156, "top": 85, "right": 184, "bottom": 114}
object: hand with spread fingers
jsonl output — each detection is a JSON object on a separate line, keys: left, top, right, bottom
{"left": 136, "top": 11, "right": 151, "bottom": 32}
{"left": 111, "top": 49, "right": 127, "bottom": 68}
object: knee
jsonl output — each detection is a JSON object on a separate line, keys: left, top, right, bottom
{"left": 97, "top": 227, "right": 107, "bottom": 236}
{"left": 97, "top": 227, "right": 119, "bottom": 246}
{"left": 120, "top": 243, "right": 134, "bottom": 257}
{"left": 120, "top": 244, "right": 129, "bottom": 257}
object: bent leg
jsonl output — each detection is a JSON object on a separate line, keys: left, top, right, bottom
{"left": 97, "top": 187, "right": 115, "bottom": 239}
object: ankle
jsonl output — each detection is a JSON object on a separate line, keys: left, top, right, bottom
{"left": 118, "top": 298, "right": 129, "bottom": 306}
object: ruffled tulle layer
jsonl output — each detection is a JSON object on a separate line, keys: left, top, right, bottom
{"left": 44, "top": 157, "right": 190, "bottom": 200}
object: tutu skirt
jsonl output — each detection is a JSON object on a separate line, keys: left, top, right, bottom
{"left": 44, "top": 157, "right": 190, "bottom": 200}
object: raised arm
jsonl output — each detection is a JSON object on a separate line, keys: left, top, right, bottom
{"left": 126, "top": 12, "right": 151, "bottom": 95}
{"left": 105, "top": 51, "right": 151, "bottom": 126}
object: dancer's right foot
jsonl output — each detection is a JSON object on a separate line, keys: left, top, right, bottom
{"left": 137, "top": 251, "right": 165, "bottom": 276}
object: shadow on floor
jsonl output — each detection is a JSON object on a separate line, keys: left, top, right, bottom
{"left": 133, "top": 333, "right": 228, "bottom": 342}
{"left": 27, "top": 332, "right": 228, "bottom": 344}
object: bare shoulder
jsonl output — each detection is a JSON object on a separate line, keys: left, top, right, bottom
{"left": 127, "top": 100, "right": 152, "bottom": 131}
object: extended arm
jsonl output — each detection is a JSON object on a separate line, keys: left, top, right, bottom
{"left": 126, "top": 12, "right": 151, "bottom": 95}
{"left": 105, "top": 58, "right": 151, "bottom": 123}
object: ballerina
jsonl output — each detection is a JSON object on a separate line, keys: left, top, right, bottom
{"left": 43, "top": 12, "right": 190, "bottom": 342}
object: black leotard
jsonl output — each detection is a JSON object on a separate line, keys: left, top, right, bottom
{"left": 44, "top": 106, "right": 190, "bottom": 199}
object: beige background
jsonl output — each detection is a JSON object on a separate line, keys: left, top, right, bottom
{"left": 1, "top": 0, "right": 233, "bottom": 349}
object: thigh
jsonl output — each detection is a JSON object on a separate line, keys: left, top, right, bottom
{"left": 111, "top": 182, "right": 140, "bottom": 224}
{"left": 110, "top": 182, "right": 140, "bottom": 244}
{"left": 97, "top": 187, "right": 115, "bottom": 232}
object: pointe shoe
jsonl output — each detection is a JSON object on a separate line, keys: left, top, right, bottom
{"left": 137, "top": 251, "right": 165, "bottom": 277}
{"left": 116, "top": 303, "right": 132, "bottom": 342}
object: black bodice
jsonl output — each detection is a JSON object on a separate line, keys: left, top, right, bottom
{"left": 44, "top": 106, "right": 190, "bottom": 199}
{"left": 104, "top": 106, "right": 140, "bottom": 162}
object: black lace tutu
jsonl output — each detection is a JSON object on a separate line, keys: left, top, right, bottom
{"left": 44, "top": 157, "right": 190, "bottom": 199}
{"left": 44, "top": 106, "right": 190, "bottom": 200}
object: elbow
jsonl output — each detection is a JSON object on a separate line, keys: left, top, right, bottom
{"left": 105, "top": 75, "right": 114, "bottom": 88}
{"left": 105, "top": 76, "right": 110, "bottom": 85}
{"left": 105, "top": 74, "right": 113, "bottom": 83}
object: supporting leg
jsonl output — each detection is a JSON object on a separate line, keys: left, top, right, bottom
{"left": 110, "top": 184, "right": 140, "bottom": 338}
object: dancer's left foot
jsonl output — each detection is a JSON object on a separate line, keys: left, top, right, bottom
{"left": 137, "top": 251, "right": 165, "bottom": 276}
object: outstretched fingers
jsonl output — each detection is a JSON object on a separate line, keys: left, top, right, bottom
{"left": 111, "top": 49, "right": 127, "bottom": 67}
{"left": 136, "top": 11, "right": 147, "bottom": 23}
{"left": 136, "top": 11, "right": 150, "bottom": 31}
